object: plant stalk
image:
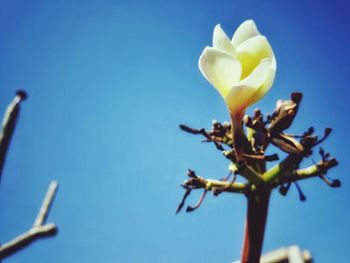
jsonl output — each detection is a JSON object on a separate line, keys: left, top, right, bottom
{"left": 241, "top": 189, "right": 271, "bottom": 263}
{"left": 230, "top": 111, "right": 245, "bottom": 161}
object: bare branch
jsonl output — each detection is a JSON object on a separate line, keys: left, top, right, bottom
{"left": 0, "top": 91, "right": 27, "bottom": 182}
{"left": 0, "top": 224, "right": 57, "bottom": 259}
{"left": 33, "top": 181, "right": 58, "bottom": 227}
{"left": 0, "top": 181, "right": 59, "bottom": 259}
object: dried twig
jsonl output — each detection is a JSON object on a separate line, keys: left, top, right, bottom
{"left": 0, "top": 91, "right": 27, "bottom": 182}
{"left": 0, "top": 181, "right": 59, "bottom": 259}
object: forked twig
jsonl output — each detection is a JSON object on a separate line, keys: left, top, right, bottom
{"left": 0, "top": 181, "right": 59, "bottom": 259}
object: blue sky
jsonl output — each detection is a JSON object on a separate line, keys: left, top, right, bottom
{"left": 0, "top": 0, "right": 349, "bottom": 262}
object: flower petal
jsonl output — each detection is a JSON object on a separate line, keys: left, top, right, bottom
{"left": 231, "top": 20, "right": 259, "bottom": 48}
{"left": 224, "top": 58, "right": 275, "bottom": 112}
{"left": 250, "top": 62, "right": 276, "bottom": 106}
{"left": 213, "top": 24, "right": 235, "bottom": 55}
{"left": 235, "top": 35, "right": 275, "bottom": 79}
{"left": 198, "top": 47, "right": 242, "bottom": 98}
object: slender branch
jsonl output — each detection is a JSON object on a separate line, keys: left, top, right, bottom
{"left": 0, "top": 91, "right": 27, "bottom": 182}
{"left": 0, "top": 181, "right": 59, "bottom": 259}
{"left": 0, "top": 224, "right": 57, "bottom": 259}
{"left": 33, "top": 181, "right": 58, "bottom": 227}
{"left": 184, "top": 175, "right": 251, "bottom": 193}
{"left": 275, "top": 158, "right": 338, "bottom": 185}
{"left": 205, "top": 179, "right": 250, "bottom": 193}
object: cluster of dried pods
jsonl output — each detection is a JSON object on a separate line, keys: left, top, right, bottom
{"left": 176, "top": 92, "right": 339, "bottom": 213}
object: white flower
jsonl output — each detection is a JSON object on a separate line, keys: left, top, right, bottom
{"left": 198, "top": 20, "right": 276, "bottom": 118}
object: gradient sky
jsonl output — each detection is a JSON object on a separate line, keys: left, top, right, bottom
{"left": 0, "top": 0, "right": 349, "bottom": 262}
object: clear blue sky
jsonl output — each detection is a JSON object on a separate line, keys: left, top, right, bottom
{"left": 0, "top": 0, "right": 349, "bottom": 262}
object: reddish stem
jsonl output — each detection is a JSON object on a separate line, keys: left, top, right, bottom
{"left": 230, "top": 111, "right": 245, "bottom": 161}
{"left": 241, "top": 190, "right": 271, "bottom": 263}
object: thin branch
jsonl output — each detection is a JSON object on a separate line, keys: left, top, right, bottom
{"left": 0, "top": 181, "right": 59, "bottom": 259}
{"left": 0, "top": 224, "right": 57, "bottom": 259}
{"left": 0, "top": 91, "right": 27, "bottom": 182}
{"left": 33, "top": 181, "right": 58, "bottom": 227}
{"left": 273, "top": 158, "right": 338, "bottom": 186}
{"left": 185, "top": 176, "right": 251, "bottom": 193}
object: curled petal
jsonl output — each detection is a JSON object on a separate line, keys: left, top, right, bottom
{"left": 231, "top": 20, "right": 259, "bottom": 48}
{"left": 225, "top": 58, "right": 275, "bottom": 112}
{"left": 199, "top": 47, "right": 242, "bottom": 98}
{"left": 213, "top": 24, "right": 235, "bottom": 55}
{"left": 236, "top": 35, "right": 276, "bottom": 79}
{"left": 249, "top": 61, "right": 276, "bottom": 106}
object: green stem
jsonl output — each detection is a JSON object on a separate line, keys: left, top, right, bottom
{"left": 263, "top": 154, "right": 302, "bottom": 183}
{"left": 204, "top": 179, "right": 250, "bottom": 193}
{"left": 230, "top": 163, "right": 264, "bottom": 185}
